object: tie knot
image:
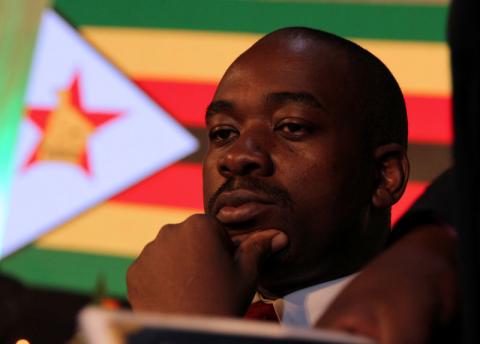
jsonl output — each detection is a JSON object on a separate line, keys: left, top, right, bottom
{"left": 244, "top": 301, "right": 279, "bottom": 322}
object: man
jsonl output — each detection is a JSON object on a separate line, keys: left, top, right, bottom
{"left": 127, "top": 27, "right": 457, "bottom": 341}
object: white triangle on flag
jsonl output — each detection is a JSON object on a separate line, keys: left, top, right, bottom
{"left": 1, "top": 9, "right": 198, "bottom": 258}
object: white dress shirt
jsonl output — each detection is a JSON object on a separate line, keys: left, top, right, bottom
{"left": 254, "top": 274, "right": 357, "bottom": 327}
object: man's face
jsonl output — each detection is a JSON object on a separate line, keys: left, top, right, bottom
{"left": 203, "top": 37, "right": 375, "bottom": 295}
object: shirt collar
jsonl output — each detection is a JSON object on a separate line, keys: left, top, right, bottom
{"left": 253, "top": 273, "right": 357, "bottom": 327}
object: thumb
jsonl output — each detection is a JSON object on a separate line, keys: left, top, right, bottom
{"left": 234, "top": 230, "right": 288, "bottom": 289}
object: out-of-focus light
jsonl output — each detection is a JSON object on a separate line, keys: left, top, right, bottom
{"left": 101, "top": 297, "right": 120, "bottom": 310}
{"left": 15, "top": 339, "right": 30, "bottom": 344}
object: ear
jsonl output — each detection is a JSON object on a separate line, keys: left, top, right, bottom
{"left": 372, "top": 143, "right": 409, "bottom": 209}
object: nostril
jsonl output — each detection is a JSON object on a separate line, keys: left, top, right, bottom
{"left": 219, "top": 165, "right": 230, "bottom": 175}
{"left": 242, "top": 161, "right": 262, "bottom": 176}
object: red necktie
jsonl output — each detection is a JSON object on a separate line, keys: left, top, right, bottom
{"left": 244, "top": 301, "right": 279, "bottom": 322}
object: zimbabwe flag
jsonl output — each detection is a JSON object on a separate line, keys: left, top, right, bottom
{"left": 0, "top": 0, "right": 451, "bottom": 297}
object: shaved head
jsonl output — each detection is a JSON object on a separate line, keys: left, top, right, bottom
{"left": 227, "top": 27, "right": 408, "bottom": 153}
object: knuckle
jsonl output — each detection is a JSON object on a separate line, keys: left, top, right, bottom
{"left": 185, "top": 214, "right": 213, "bottom": 233}
{"left": 162, "top": 223, "right": 175, "bottom": 230}
{"left": 185, "top": 213, "right": 208, "bottom": 227}
{"left": 140, "top": 241, "right": 155, "bottom": 255}
{"left": 156, "top": 224, "right": 177, "bottom": 239}
{"left": 188, "top": 213, "right": 205, "bottom": 221}
{"left": 159, "top": 223, "right": 174, "bottom": 233}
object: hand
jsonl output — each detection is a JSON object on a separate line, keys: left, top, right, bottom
{"left": 316, "top": 224, "right": 458, "bottom": 344}
{"left": 127, "top": 214, "right": 288, "bottom": 316}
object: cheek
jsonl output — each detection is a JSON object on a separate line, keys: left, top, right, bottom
{"left": 291, "top": 152, "right": 372, "bottom": 236}
{"left": 282, "top": 148, "right": 351, "bottom": 223}
{"left": 279, "top": 154, "right": 334, "bottom": 216}
{"left": 283, "top": 160, "right": 350, "bottom": 250}
{"left": 287, "top": 147, "right": 339, "bottom": 192}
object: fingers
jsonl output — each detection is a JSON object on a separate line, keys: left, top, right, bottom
{"left": 234, "top": 230, "right": 288, "bottom": 289}
{"left": 270, "top": 231, "right": 290, "bottom": 252}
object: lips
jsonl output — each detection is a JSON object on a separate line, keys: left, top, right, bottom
{"left": 214, "top": 189, "right": 275, "bottom": 225}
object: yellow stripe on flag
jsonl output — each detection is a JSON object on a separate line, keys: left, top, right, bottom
{"left": 36, "top": 202, "right": 198, "bottom": 257}
{"left": 356, "top": 39, "right": 450, "bottom": 96}
{"left": 82, "top": 27, "right": 451, "bottom": 95}
{"left": 82, "top": 28, "right": 258, "bottom": 83}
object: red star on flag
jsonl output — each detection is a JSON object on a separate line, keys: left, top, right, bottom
{"left": 24, "top": 74, "right": 120, "bottom": 174}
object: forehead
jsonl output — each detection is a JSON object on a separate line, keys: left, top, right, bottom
{"left": 213, "top": 37, "right": 355, "bottom": 114}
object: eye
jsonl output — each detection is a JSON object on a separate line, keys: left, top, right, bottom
{"left": 208, "top": 126, "right": 238, "bottom": 144}
{"left": 275, "top": 119, "right": 312, "bottom": 139}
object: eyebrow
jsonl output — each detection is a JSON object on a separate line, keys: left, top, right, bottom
{"left": 205, "top": 91, "right": 327, "bottom": 123}
{"left": 266, "top": 92, "right": 327, "bottom": 111}
{"left": 205, "top": 100, "right": 234, "bottom": 123}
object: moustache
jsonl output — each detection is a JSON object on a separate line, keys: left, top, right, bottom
{"left": 206, "top": 177, "right": 293, "bottom": 215}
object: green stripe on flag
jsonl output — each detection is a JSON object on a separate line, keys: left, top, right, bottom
{"left": 0, "top": 246, "right": 133, "bottom": 297}
{"left": 54, "top": 0, "right": 448, "bottom": 42}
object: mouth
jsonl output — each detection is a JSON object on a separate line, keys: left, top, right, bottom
{"left": 217, "top": 202, "right": 275, "bottom": 224}
{"left": 214, "top": 189, "right": 276, "bottom": 227}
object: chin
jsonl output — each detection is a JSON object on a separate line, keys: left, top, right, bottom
{"left": 256, "top": 250, "right": 304, "bottom": 297}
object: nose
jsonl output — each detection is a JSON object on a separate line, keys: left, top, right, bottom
{"left": 217, "top": 129, "right": 274, "bottom": 178}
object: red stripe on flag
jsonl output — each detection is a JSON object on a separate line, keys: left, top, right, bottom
{"left": 405, "top": 95, "right": 452, "bottom": 144}
{"left": 136, "top": 79, "right": 453, "bottom": 144}
{"left": 136, "top": 79, "right": 216, "bottom": 128}
{"left": 391, "top": 181, "right": 428, "bottom": 224}
{"left": 111, "top": 162, "right": 204, "bottom": 210}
